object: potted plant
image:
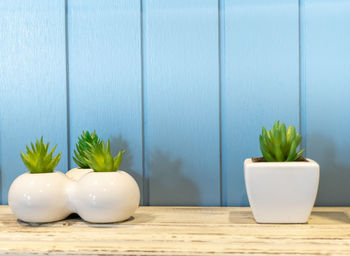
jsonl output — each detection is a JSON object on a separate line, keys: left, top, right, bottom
{"left": 8, "top": 137, "right": 72, "bottom": 223}
{"left": 74, "top": 139, "right": 140, "bottom": 223}
{"left": 244, "top": 121, "right": 320, "bottom": 223}
{"left": 66, "top": 130, "right": 100, "bottom": 181}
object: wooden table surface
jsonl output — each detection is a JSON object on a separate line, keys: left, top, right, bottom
{"left": 1, "top": 206, "right": 350, "bottom": 255}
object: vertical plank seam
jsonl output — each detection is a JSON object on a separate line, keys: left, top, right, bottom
{"left": 218, "top": 0, "right": 223, "bottom": 207}
{"left": 140, "top": 0, "right": 149, "bottom": 206}
{"left": 299, "top": 0, "right": 306, "bottom": 155}
{"left": 219, "top": 0, "right": 226, "bottom": 207}
{"left": 65, "top": 0, "right": 71, "bottom": 170}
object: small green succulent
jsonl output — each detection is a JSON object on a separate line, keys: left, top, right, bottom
{"left": 259, "top": 121, "right": 304, "bottom": 162}
{"left": 20, "top": 137, "right": 61, "bottom": 173}
{"left": 87, "top": 139, "right": 125, "bottom": 172}
{"left": 73, "top": 130, "right": 101, "bottom": 168}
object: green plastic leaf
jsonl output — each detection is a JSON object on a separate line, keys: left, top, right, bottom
{"left": 87, "top": 139, "right": 126, "bottom": 172}
{"left": 73, "top": 130, "right": 101, "bottom": 168}
{"left": 294, "top": 149, "right": 305, "bottom": 161}
{"left": 260, "top": 136, "right": 276, "bottom": 162}
{"left": 258, "top": 121, "right": 304, "bottom": 162}
{"left": 20, "top": 137, "right": 61, "bottom": 173}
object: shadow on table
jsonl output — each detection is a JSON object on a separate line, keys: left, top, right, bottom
{"left": 17, "top": 212, "right": 156, "bottom": 228}
{"left": 310, "top": 211, "right": 350, "bottom": 224}
{"left": 229, "top": 210, "right": 256, "bottom": 224}
{"left": 227, "top": 210, "right": 350, "bottom": 225}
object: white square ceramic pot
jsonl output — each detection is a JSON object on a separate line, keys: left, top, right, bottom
{"left": 244, "top": 158, "right": 319, "bottom": 223}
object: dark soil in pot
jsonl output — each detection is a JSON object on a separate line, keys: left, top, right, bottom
{"left": 252, "top": 157, "right": 307, "bottom": 162}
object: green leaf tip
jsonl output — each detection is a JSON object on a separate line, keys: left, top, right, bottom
{"left": 20, "top": 137, "right": 61, "bottom": 173}
{"left": 259, "top": 121, "right": 304, "bottom": 162}
{"left": 73, "top": 130, "right": 101, "bottom": 168}
{"left": 87, "top": 139, "right": 126, "bottom": 172}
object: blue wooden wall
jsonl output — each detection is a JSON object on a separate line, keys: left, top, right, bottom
{"left": 1, "top": 0, "right": 349, "bottom": 206}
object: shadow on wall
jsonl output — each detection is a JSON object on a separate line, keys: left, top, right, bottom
{"left": 0, "top": 167, "right": 2, "bottom": 203}
{"left": 149, "top": 150, "right": 200, "bottom": 206}
{"left": 109, "top": 135, "right": 142, "bottom": 198}
{"left": 309, "top": 134, "right": 350, "bottom": 206}
{"left": 0, "top": 135, "right": 2, "bottom": 203}
{"left": 239, "top": 184, "right": 250, "bottom": 207}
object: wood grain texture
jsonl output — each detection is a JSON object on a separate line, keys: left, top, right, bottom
{"left": 302, "top": 0, "right": 350, "bottom": 205}
{"left": 0, "top": 0, "right": 67, "bottom": 204}
{"left": 1, "top": 206, "right": 350, "bottom": 255}
{"left": 67, "top": 0, "right": 143, "bottom": 202}
{"left": 143, "top": 0, "right": 220, "bottom": 206}
{"left": 221, "top": 0, "right": 300, "bottom": 206}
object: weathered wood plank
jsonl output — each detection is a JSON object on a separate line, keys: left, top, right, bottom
{"left": 143, "top": 0, "right": 220, "bottom": 206}
{"left": 221, "top": 0, "right": 300, "bottom": 206}
{"left": 0, "top": 0, "right": 67, "bottom": 204}
{"left": 1, "top": 206, "right": 350, "bottom": 255}
{"left": 302, "top": 0, "right": 350, "bottom": 205}
{"left": 67, "top": 0, "right": 143, "bottom": 202}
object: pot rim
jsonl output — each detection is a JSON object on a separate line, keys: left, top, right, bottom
{"left": 83, "top": 170, "right": 126, "bottom": 174}
{"left": 22, "top": 170, "right": 64, "bottom": 175}
{"left": 245, "top": 158, "right": 319, "bottom": 167}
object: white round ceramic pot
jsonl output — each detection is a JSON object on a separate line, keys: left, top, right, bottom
{"left": 8, "top": 171, "right": 72, "bottom": 223}
{"left": 74, "top": 171, "right": 140, "bottom": 223}
{"left": 66, "top": 168, "right": 93, "bottom": 181}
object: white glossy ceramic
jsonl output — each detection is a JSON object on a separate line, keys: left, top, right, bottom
{"left": 8, "top": 171, "right": 72, "bottom": 223}
{"left": 66, "top": 168, "right": 93, "bottom": 181}
{"left": 74, "top": 171, "right": 140, "bottom": 223}
{"left": 244, "top": 158, "right": 320, "bottom": 223}
{"left": 8, "top": 170, "right": 140, "bottom": 224}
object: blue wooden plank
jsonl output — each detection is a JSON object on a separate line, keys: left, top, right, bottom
{"left": 68, "top": 0, "right": 143, "bottom": 203}
{"left": 221, "top": 0, "right": 300, "bottom": 206}
{"left": 0, "top": 0, "right": 67, "bottom": 204}
{"left": 302, "top": 0, "right": 350, "bottom": 205}
{"left": 143, "top": 0, "right": 220, "bottom": 206}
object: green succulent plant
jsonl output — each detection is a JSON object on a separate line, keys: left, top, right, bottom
{"left": 259, "top": 121, "right": 304, "bottom": 162}
{"left": 20, "top": 137, "right": 61, "bottom": 173}
{"left": 73, "top": 130, "right": 101, "bottom": 168}
{"left": 87, "top": 139, "right": 126, "bottom": 172}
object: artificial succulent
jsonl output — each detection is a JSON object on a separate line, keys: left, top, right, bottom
{"left": 259, "top": 121, "right": 304, "bottom": 162}
{"left": 73, "top": 130, "right": 101, "bottom": 168}
{"left": 20, "top": 137, "right": 61, "bottom": 173}
{"left": 87, "top": 139, "right": 125, "bottom": 172}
